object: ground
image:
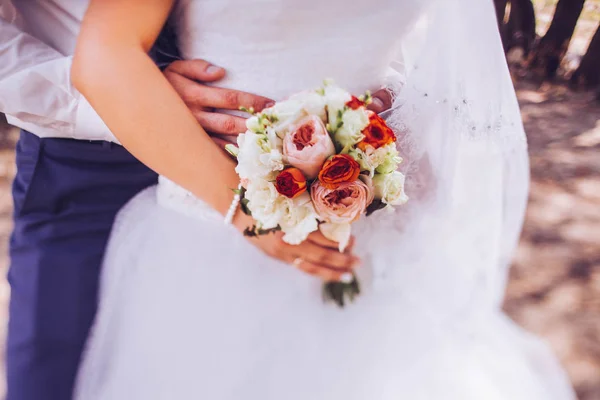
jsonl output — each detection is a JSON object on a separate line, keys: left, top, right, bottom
{"left": 506, "top": 81, "right": 600, "bottom": 400}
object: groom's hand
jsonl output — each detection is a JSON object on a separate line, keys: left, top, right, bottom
{"left": 164, "top": 59, "right": 275, "bottom": 149}
{"left": 368, "top": 88, "right": 393, "bottom": 114}
{"left": 165, "top": 59, "right": 394, "bottom": 149}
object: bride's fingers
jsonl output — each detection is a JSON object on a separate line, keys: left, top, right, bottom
{"left": 288, "top": 241, "right": 359, "bottom": 271}
{"left": 293, "top": 259, "right": 350, "bottom": 282}
{"left": 194, "top": 111, "right": 248, "bottom": 135}
{"left": 307, "top": 231, "right": 357, "bottom": 255}
{"left": 306, "top": 230, "right": 341, "bottom": 250}
{"left": 344, "top": 236, "right": 356, "bottom": 253}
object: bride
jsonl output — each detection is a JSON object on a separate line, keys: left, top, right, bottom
{"left": 71, "top": 0, "right": 576, "bottom": 398}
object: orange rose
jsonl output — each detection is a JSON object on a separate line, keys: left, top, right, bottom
{"left": 357, "top": 112, "right": 396, "bottom": 151}
{"left": 275, "top": 168, "right": 307, "bottom": 199}
{"left": 318, "top": 154, "right": 360, "bottom": 190}
{"left": 345, "top": 96, "right": 365, "bottom": 110}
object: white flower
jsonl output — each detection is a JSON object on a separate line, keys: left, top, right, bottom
{"left": 258, "top": 149, "right": 284, "bottom": 172}
{"left": 334, "top": 108, "right": 369, "bottom": 149}
{"left": 265, "top": 126, "right": 283, "bottom": 150}
{"left": 372, "top": 171, "right": 409, "bottom": 206}
{"left": 278, "top": 192, "right": 319, "bottom": 245}
{"left": 289, "top": 90, "right": 328, "bottom": 120}
{"left": 349, "top": 144, "right": 402, "bottom": 176}
{"left": 245, "top": 116, "right": 263, "bottom": 133}
{"left": 324, "top": 84, "right": 352, "bottom": 119}
{"left": 269, "top": 97, "right": 304, "bottom": 126}
{"left": 321, "top": 83, "right": 369, "bottom": 149}
{"left": 319, "top": 222, "right": 352, "bottom": 252}
{"left": 348, "top": 147, "right": 370, "bottom": 173}
{"left": 235, "top": 131, "right": 284, "bottom": 181}
{"left": 375, "top": 145, "right": 402, "bottom": 174}
{"left": 268, "top": 91, "right": 328, "bottom": 135}
{"left": 245, "top": 178, "right": 284, "bottom": 229}
{"left": 245, "top": 182, "right": 318, "bottom": 244}
{"left": 323, "top": 84, "right": 352, "bottom": 130}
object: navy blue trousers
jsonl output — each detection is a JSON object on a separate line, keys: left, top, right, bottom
{"left": 6, "top": 130, "right": 158, "bottom": 400}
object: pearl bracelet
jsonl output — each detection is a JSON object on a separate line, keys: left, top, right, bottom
{"left": 224, "top": 184, "right": 243, "bottom": 225}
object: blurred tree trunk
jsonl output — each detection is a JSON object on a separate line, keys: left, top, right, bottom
{"left": 530, "top": 0, "right": 586, "bottom": 79}
{"left": 502, "top": 0, "right": 536, "bottom": 54}
{"left": 494, "top": 0, "right": 509, "bottom": 48}
{"left": 495, "top": 0, "right": 508, "bottom": 23}
{"left": 571, "top": 25, "right": 600, "bottom": 89}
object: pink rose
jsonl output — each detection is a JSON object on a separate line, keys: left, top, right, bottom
{"left": 283, "top": 116, "right": 335, "bottom": 179}
{"left": 311, "top": 179, "right": 374, "bottom": 224}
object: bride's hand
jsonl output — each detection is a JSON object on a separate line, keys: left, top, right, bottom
{"left": 233, "top": 213, "right": 359, "bottom": 282}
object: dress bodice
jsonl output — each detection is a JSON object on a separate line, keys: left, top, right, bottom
{"left": 173, "top": 0, "right": 427, "bottom": 100}
{"left": 160, "top": 0, "right": 429, "bottom": 216}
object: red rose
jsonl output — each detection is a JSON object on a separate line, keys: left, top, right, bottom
{"left": 318, "top": 154, "right": 361, "bottom": 190}
{"left": 345, "top": 96, "right": 365, "bottom": 110}
{"left": 275, "top": 168, "right": 307, "bottom": 199}
{"left": 357, "top": 112, "right": 396, "bottom": 151}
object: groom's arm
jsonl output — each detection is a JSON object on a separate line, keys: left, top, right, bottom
{"left": 1, "top": 0, "right": 391, "bottom": 144}
{"left": 0, "top": 1, "right": 105, "bottom": 137}
{"left": 0, "top": 2, "right": 276, "bottom": 145}
{"left": 0, "top": 18, "right": 165, "bottom": 143}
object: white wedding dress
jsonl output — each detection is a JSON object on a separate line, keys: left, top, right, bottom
{"left": 75, "top": 0, "right": 577, "bottom": 399}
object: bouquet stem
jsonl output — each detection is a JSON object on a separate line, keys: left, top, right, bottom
{"left": 322, "top": 274, "right": 361, "bottom": 308}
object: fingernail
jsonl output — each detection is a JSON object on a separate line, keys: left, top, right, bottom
{"left": 340, "top": 273, "right": 354, "bottom": 284}
{"left": 372, "top": 97, "right": 384, "bottom": 110}
{"left": 206, "top": 65, "right": 223, "bottom": 74}
{"left": 265, "top": 101, "right": 276, "bottom": 108}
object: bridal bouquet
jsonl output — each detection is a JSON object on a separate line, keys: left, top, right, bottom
{"left": 226, "top": 80, "right": 408, "bottom": 306}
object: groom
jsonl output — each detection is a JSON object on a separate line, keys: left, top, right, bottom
{"left": 0, "top": 2, "right": 392, "bottom": 399}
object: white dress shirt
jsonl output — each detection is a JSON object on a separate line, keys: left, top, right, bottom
{"left": 0, "top": 0, "right": 116, "bottom": 142}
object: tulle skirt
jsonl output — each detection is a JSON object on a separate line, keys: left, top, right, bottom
{"left": 74, "top": 171, "right": 575, "bottom": 399}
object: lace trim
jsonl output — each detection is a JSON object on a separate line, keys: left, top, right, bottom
{"left": 156, "top": 177, "right": 222, "bottom": 221}
{"left": 386, "top": 76, "right": 528, "bottom": 152}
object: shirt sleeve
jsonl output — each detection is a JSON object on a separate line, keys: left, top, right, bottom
{"left": 0, "top": 2, "right": 117, "bottom": 142}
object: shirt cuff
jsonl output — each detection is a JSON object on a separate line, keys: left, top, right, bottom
{"left": 74, "top": 95, "right": 120, "bottom": 144}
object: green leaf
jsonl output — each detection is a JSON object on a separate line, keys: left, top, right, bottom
{"left": 257, "top": 226, "right": 281, "bottom": 235}
{"left": 225, "top": 144, "right": 239, "bottom": 158}
{"left": 240, "top": 198, "right": 252, "bottom": 216}
{"left": 233, "top": 187, "right": 252, "bottom": 216}
{"left": 322, "top": 274, "right": 361, "bottom": 308}
{"left": 243, "top": 224, "right": 281, "bottom": 237}
{"left": 366, "top": 198, "right": 387, "bottom": 216}
{"left": 239, "top": 106, "right": 256, "bottom": 114}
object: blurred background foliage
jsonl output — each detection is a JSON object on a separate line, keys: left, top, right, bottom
{"left": 497, "top": 0, "right": 600, "bottom": 92}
